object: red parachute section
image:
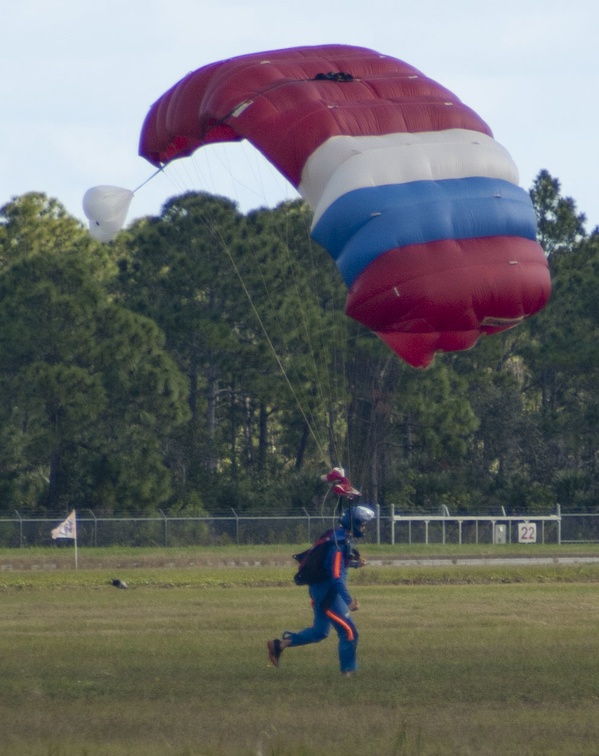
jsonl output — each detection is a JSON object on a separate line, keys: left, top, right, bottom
{"left": 346, "top": 237, "right": 549, "bottom": 367}
{"left": 139, "top": 45, "right": 550, "bottom": 368}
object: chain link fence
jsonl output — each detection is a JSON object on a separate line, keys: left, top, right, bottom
{"left": 3, "top": 510, "right": 384, "bottom": 549}
{"left": 1, "top": 505, "right": 598, "bottom": 548}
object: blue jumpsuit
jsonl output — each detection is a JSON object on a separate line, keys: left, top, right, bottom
{"left": 285, "top": 528, "right": 359, "bottom": 673}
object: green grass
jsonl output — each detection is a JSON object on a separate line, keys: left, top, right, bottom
{"left": 1, "top": 549, "right": 599, "bottom": 754}
{"left": 4, "top": 540, "right": 599, "bottom": 567}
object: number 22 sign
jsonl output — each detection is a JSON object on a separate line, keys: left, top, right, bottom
{"left": 518, "top": 522, "right": 537, "bottom": 543}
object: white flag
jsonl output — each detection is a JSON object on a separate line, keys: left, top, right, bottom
{"left": 51, "top": 510, "right": 77, "bottom": 540}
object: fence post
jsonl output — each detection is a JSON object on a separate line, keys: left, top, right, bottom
{"left": 441, "top": 505, "right": 450, "bottom": 544}
{"left": 375, "top": 503, "right": 380, "bottom": 545}
{"left": 231, "top": 509, "right": 239, "bottom": 544}
{"left": 15, "top": 509, "right": 23, "bottom": 548}
{"left": 87, "top": 509, "right": 98, "bottom": 547}
{"left": 302, "top": 508, "right": 311, "bottom": 542}
{"left": 159, "top": 509, "right": 168, "bottom": 547}
{"left": 557, "top": 502, "right": 562, "bottom": 545}
{"left": 390, "top": 503, "right": 395, "bottom": 545}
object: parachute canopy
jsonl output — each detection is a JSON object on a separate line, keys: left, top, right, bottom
{"left": 83, "top": 185, "right": 134, "bottom": 242}
{"left": 138, "top": 44, "right": 550, "bottom": 368}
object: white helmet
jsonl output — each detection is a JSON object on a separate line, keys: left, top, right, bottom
{"left": 339, "top": 505, "right": 375, "bottom": 537}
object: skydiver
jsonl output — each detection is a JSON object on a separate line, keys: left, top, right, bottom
{"left": 267, "top": 488, "right": 374, "bottom": 676}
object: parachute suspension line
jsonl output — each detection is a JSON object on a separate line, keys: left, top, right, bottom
{"left": 261, "top": 233, "right": 351, "bottom": 475}
{"left": 152, "top": 155, "right": 336, "bottom": 468}
{"left": 201, "top": 199, "right": 355, "bottom": 486}
{"left": 132, "top": 168, "right": 164, "bottom": 194}
{"left": 228, "top": 209, "right": 336, "bottom": 468}
{"left": 197, "top": 209, "right": 333, "bottom": 469}
{"left": 163, "top": 148, "right": 349, "bottom": 473}
{"left": 184, "top": 148, "right": 346, "bottom": 469}
{"left": 259, "top": 207, "right": 349, "bottom": 468}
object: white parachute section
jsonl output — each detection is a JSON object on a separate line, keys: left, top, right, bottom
{"left": 82, "top": 185, "right": 134, "bottom": 242}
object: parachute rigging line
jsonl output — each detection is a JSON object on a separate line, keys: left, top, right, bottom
{"left": 248, "top": 204, "right": 353, "bottom": 469}
{"left": 194, "top": 205, "right": 335, "bottom": 468}
{"left": 132, "top": 167, "right": 164, "bottom": 194}
{"left": 132, "top": 146, "right": 351, "bottom": 471}
{"left": 170, "top": 138, "right": 354, "bottom": 470}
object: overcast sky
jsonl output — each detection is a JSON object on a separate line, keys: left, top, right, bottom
{"left": 2, "top": 0, "right": 597, "bottom": 233}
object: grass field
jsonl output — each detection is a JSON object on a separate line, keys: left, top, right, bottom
{"left": 1, "top": 545, "right": 599, "bottom": 755}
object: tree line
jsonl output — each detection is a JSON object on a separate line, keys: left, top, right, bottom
{"left": 0, "top": 169, "right": 595, "bottom": 516}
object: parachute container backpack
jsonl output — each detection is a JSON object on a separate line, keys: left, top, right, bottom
{"left": 292, "top": 533, "right": 334, "bottom": 586}
{"left": 139, "top": 45, "right": 551, "bottom": 368}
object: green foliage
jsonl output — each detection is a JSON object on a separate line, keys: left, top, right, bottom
{"left": 530, "top": 169, "right": 587, "bottom": 256}
{"left": 0, "top": 193, "right": 190, "bottom": 513}
{"left": 0, "top": 171, "right": 597, "bottom": 517}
